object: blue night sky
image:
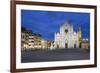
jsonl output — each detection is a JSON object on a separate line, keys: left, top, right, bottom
{"left": 21, "top": 10, "right": 90, "bottom": 41}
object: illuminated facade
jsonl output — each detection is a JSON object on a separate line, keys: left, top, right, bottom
{"left": 33, "top": 35, "right": 42, "bottom": 49}
{"left": 81, "top": 38, "right": 89, "bottom": 49}
{"left": 28, "top": 34, "right": 34, "bottom": 49}
{"left": 78, "top": 27, "right": 82, "bottom": 48}
{"left": 41, "top": 39, "right": 48, "bottom": 49}
{"left": 54, "top": 21, "right": 82, "bottom": 49}
{"left": 21, "top": 27, "right": 42, "bottom": 50}
{"left": 21, "top": 32, "right": 29, "bottom": 50}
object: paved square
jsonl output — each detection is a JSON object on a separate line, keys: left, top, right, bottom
{"left": 21, "top": 48, "right": 90, "bottom": 63}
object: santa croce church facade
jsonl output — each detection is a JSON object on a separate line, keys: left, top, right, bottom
{"left": 54, "top": 21, "right": 82, "bottom": 49}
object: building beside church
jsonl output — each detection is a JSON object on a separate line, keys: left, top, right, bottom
{"left": 21, "top": 27, "right": 31, "bottom": 50}
{"left": 28, "top": 34, "right": 34, "bottom": 49}
{"left": 54, "top": 21, "right": 82, "bottom": 49}
{"left": 81, "top": 38, "right": 90, "bottom": 49}
{"left": 21, "top": 32, "right": 29, "bottom": 50}
{"left": 33, "top": 34, "right": 42, "bottom": 49}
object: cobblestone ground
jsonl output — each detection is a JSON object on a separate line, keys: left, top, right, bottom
{"left": 21, "top": 48, "right": 90, "bottom": 63}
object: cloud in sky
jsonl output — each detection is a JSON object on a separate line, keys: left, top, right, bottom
{"left": 21, "top": 10, "right": 90, "bottom": 40}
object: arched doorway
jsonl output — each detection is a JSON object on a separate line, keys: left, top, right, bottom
{"left": 74, "top": 44, "right": 76, "bottom": 48}
{"left": 65, "top": 43, "right": 68, "bottom": 48}
{"left": 79, "top": 43, "right": 81, "bottom": 48}
{"left": 57, "top": 44, "right": 59, "bottom": 48}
